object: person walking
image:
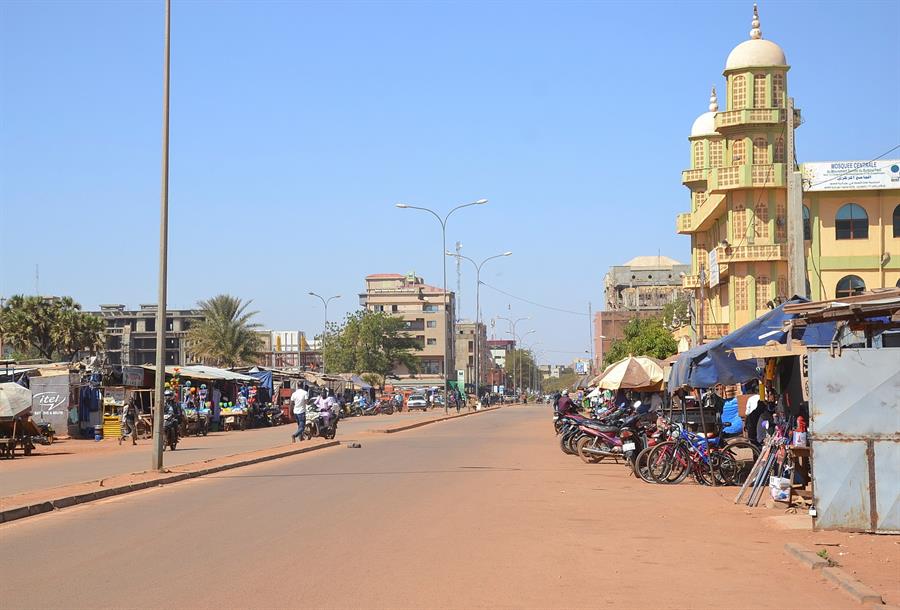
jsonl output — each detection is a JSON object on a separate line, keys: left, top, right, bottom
{"left": 290, "top": 383, "right": 309, "bottom": 443}
{"left": 119, "top": 395, "right": 139, "bottom": 446}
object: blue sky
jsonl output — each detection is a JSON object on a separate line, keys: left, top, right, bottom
{"left": 2, "top": 1, "right": 898, "bottom": 364}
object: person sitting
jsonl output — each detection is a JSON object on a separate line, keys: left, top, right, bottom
{"left": 556, "top": 390, "right": 579, "bottom": 417}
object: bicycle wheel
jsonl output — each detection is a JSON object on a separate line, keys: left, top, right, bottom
{"left": 722, "top": 439, "right": 761, "bottom": 486}
{"left": 632, "top": 445, "right": 655, "bottom": 482}
{"left": 696, "top": 451, "right": 739, "bottom": 486}
{"left": 647, "top": 442, "right": 688, "bottom": 484}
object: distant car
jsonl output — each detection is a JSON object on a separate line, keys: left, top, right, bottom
{"left": 407, "top": 394, "right": 428, "bottom": 411}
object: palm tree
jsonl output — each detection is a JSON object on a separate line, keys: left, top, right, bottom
{"left": 187, "top": 294, "right": 263, "bottom": 367}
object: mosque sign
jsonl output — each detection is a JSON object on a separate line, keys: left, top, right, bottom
{"left": 802, "top": 160, "right": 900, "bottom": 192}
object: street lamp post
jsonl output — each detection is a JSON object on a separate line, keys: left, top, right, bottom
{"left": 152, "top": 0, "right": 172, "bottom": 472}
{"left": 309, "top": 292, "right": 340, "bottom": 375}
{"left": 396, "top": 199, "right": 488, "bottom": 414}
{"left": 497, "top": 316, "right": 529, "bottom": 398}
{"left": 445, "top": 251, "right": 512, "bottom": 400}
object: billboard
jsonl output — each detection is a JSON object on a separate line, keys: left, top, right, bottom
{"left": 30, "top": 375, "right": 70, "bottom": 433}
{"left": 802, "top": 159, "right": 900, "bottom": 192}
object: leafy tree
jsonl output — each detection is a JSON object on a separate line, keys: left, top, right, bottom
{"left": 504, "top": 349, "right": 541, "bottom": 392}
{"left": 542, "top": 371, "right": 581, "bottom": 394}
{"left": 0, "top": 295, "right": 104, "bottom": 361}
{"left": 603, "top": 316, "right": 678, "bottom": 366}
{"left": 186, "top": 294, "right": 263, "bottom": 367}
{"left": 661, "top": 296, "right": 690, "bottom": 331}
{"left": 322, "top": 310, "right": 421, "bottom": 380}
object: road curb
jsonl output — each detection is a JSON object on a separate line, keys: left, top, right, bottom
{"left": 370, "top": 406, "right": 503, "bottom": 434}
{"left": 784, "top": 543, "right": 829, "bottom": 570}
{"left": 821, "top": 567, "right": 884, "bottom": 606}
{"left": 0, "top": 440, "right": 340, "bottom": 525}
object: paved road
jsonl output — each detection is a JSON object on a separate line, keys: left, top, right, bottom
{"left": 0, "top": 406, "right": 855, "bottom": 609}
{"left": 0, "top": 409, "right": 458, "bottom": 497}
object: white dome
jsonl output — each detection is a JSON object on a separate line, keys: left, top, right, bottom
{"left": 690, "top": 111, "right": 717, "bottom": 138}
{"left": 725, "top": 38, "right": 787, "bottom": 71}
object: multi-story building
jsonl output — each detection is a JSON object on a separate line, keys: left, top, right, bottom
{"left": 91, "top": 304, "right": 204, "bottom": 366}
{"left": 538, "top": 364, "right": 568, "bottom": 379}
{"left": 453, "top": 320, "right": 491, "bottom": 391}
{"left": 594, "top": 255, "right": 689, "bottom": 365}
{"left": 486, "top": 339, "right": 515, "bottom": 369}
{"left": 359, "top": 272, "right": 455, "bottom": 387}
{"left": 801, "top": 160, "right": 900, "bottom": 298}
{"left": 676, "top": 6, "right": 900, "bottom": 341}
{"left": 254, "top": 330, "right": 321, "bottom": 369}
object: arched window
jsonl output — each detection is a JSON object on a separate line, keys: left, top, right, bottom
{"left": 693, "top": 142, "right": 704, "bottom": 169}
{"left": 710, "top": 140, "right": 723, "bottom": 167}
{"left": 772, "top": 73, "right": 785, "bottom": 108}
{"left": 753, "top": 137, "right": 768, "bottom": 164}
{"left": 774, "top": 137, "right": 785, "bottom": 163}
{"left": 732, "top": 75, "right": 747, "bottom": 110}
{"left": 835, "top": 275, "right": 866, "bottom": 299}
{"left": 802, "top": 205, "right": 811, "bottom": 241}
{"left": 893, "top": 204, "right": 900, "bottom": 238}
{"left": 753, "top": 73, "right": 767, "bottom": 108}
{"left": 732, "top": 139, "right": 746, "bottom": 165}
{"left": 835, "top": 203, "right": 868, "bottom": 240}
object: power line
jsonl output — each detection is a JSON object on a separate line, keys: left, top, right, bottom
{"left": 805, "top": 144, "right": 900, "bottom": 189}
{"left": 478, "top": 281, "right": 590, "bottom": 317}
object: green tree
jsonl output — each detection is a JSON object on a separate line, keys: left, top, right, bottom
{"left": 322, "top": 310, "right": 421, "bottom": 380}
{"left": 661, "top": 296, "right": 690, "bottom": 331}
{"left": 186, "top": 294, "right": 263, "bottom": 367}
{"left": 0, "top": 295, "right": 104, "bottom": 361}
{"left": 504, "top": 349, "right": 541, "bottom": 392}
{"left": 603, "top": 316, "right": 678, "bottom": 366}
{"left": 542, "top": 371, "right": 581, "bottom": 394}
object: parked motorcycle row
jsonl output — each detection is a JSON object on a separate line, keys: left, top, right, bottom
{"left": 555, "top": 395, "right": 760, "bottom": 487}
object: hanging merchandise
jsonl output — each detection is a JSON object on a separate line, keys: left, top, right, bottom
{"left": 792, "top": 416, "right": 808, "bottom": 447}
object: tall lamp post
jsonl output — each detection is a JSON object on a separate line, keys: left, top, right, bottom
{"left": 496, "top": 316, "right": 529, "bottom": 398}
{"left": 396, "top": 199, "right": 488, "bottom": 414}
{"left": 445, "top": 250, "right": 512, "bottom": 399}
{"left": 309, "top": 292, "right": 340, "bottom": 375}
{"left": 152, "top": 0, "right": 172, "bottom": 472}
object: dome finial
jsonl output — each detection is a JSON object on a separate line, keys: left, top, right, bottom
{"left": 750, "top": 3, "right": 762, "bottom": 39}
{"left": 709, "top": 86, "right": 718, "bottom": 112}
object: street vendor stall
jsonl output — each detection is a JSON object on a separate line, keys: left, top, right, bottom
{"left": 0, "top": 382, "right": 43, "bottom": 458}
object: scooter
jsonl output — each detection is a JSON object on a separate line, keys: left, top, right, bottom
{"left": 304, "top": 407, "right": 338, "bottom": 440}
{"left": 163, "top": 413, "right": 179, "bottom": 450}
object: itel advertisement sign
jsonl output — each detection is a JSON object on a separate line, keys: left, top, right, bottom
{"left": 30, "top": 375, "right": 71, "bottom": 432}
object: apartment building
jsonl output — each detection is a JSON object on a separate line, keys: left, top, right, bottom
{"left": 359, "top": 273, "right": 455, "bottom": 387}
{"left": 90, "top": 304, "right": 204, "bottom": 366}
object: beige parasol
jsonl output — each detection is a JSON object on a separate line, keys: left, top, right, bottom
{"left": 0, "top": 382, "right": 33, "bottom": 419}
{"left": 590, "top": 356, "right": 664, "bottom": 391}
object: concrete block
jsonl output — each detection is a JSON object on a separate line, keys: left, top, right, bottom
{"left": 784, "top": 543, "right": 829, "bottom": 570}
{"left": 0, "top": 505, "right": 30, "bottom": 523}
{"left": 28, "top": 501, "right": 53, "bottom": 516}
{"left": 821, "top": 567, "right": 883, "bottom": 605}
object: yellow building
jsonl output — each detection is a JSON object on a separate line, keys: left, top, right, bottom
{"left": 677, "top": 5, "right": 791, "bottom": 340}
{"left": 801, "top": 160, "right": 900, "bottom": 298}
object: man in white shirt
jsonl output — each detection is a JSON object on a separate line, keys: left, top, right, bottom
{"left": 290, "top": 383, "right": 309, "bottom": 443}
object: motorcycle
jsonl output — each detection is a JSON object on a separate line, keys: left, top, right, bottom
{"left": 304, "top": 406, "right": 338, "bottom": 440}
{"left": 163, "top": 413, "right": 179, "bottom": 450}
{"left": 361, "top": 400, "right": 394, "bottom": 416}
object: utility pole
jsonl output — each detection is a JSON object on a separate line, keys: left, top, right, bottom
{"left": 786, "top": 97, "right": 807, "bottom": 299}
{"left": 588, "top": 301, "right": 594, "bottom": 376}
{"left": 152, "top": 0, "right": 172, "bottom": 472}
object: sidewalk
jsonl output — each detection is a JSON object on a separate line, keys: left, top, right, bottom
{"left": 0, "top": 408, "right": 477, "bottom": 497}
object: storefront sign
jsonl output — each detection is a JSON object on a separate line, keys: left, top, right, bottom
{"left": 802, "top": 159, "right": 900, "bottom": 192}
{"left": 30, "top": 375, "right": 71, "bottom": 432}
{"left": 123, "top": 366, "right": 145, "bottom": 387}
{"left": 707, "top": 249, "right": 720, "bottom": 288}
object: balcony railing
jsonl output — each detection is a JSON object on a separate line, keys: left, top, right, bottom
{"left": 682, "top": 274, "right": 701, "bottom": 289}
{"left": 714, "top": 108, "right": 782, "bottom": 130}
{"left": 715, "top": 243, "right": 787, "bottom": 263}
{"left": 702, "top": 323, "right": 731, "bottom": 339}
{"left": 710, "top": 163, "right": 785, "bottom": 191}
{"left": 681, "top": 168, "right": 708, "bottom": 186}
{"left": 677, "top": 213, "right": 693, "bottom": 234}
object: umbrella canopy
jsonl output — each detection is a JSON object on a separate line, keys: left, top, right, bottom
{"left": 593, "top": 356, "right": 664, "bottom": 391}
{"left": 0, "top": 382, "right": 32, "bottom": 419}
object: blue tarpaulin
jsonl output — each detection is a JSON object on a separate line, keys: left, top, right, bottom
{"left": 249, "top": 370, "right": 273, "bottom": 394}
{"left": 669, "top": 297, "right": 836, "bottom": 391}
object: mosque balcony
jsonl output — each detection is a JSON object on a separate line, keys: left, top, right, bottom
{"left": 681, "top": 168, "right": 709, "bottom": 187}
{"left": 691, "top": 193, "right": 727, "bottom": 233}
{"left": 709, "top": 164, "right": 785, "bottom": 191}
{"left": 676, "top": 213, "right": 694, "bottom": 234}
{"left": 681, "top": 274, "right": 701, "bottom": 289}
{"left": 714, "top": 108, "right": 783, "bottom": 131}
{"left": 702, "top": 323, "right": 731, "bottom": 340}
{"left": 714, "top": 243, "right": 787, "bottom": 263}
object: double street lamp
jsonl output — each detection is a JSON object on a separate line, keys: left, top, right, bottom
{"left": 497, "top": 315, "right": 530, "bottom": 396}
{"left": 444, "top": 250, "right": 512, "bottom": 399}
{"left": 396, "top": 199, "right": 488, "bottom": 413}
{"left": 309, "top": 292, "right": 340, "bottom": 374}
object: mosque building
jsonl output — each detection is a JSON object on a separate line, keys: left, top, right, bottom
{"left": 676, "top": 4, "right": 900, "bottom": 343}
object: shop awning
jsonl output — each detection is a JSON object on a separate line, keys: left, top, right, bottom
{"left": 668, "top": 297, "right": 836, "bottom": 391}
{"left": 142, "top": 365, "right": 257, "bottom": 383}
